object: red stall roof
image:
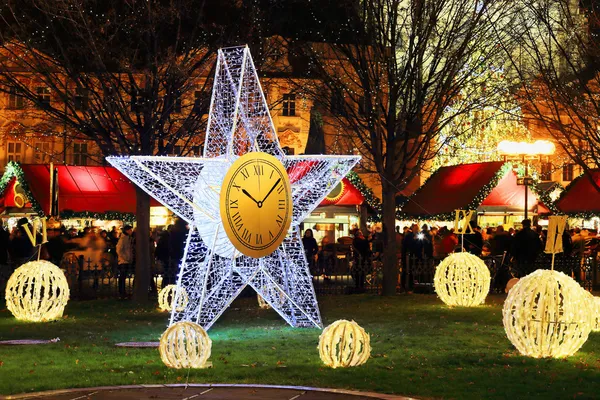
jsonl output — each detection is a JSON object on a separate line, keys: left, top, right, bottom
{"left": 399, "top": 162, "right": 539, "bottom": 219}
{"left": 0, "top": 163, "right": 158, "bottom": 216}
{"left": 319, "top": 177, "right": 364, "bottom": 207}
{"left": 556, "top": 170, "right": 600, "bottom": 216}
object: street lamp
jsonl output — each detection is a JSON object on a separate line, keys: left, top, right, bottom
{"left": 497, "top": 140, "right": 556, "bottom": 220}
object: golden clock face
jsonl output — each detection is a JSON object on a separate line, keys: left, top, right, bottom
{"left": 220, "top": 152, "right": 293, "bottom": 258}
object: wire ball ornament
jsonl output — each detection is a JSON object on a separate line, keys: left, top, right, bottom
{"left": 318, "top": 320, "right": 371, "bottom": 368}
{"left": 5, "top": 260, "right": 70, "bottom": 322}
{"left": 433, "top": 252, "right": 491, "bottom": 307}
{"left": 159, "top": 321, "right": 212, "bottom": 369}
{"left": 503, "top": 269, "right": 593, "bottom": 358}
{"left": 158, "top": 285, "right": 189, "bottom": 312}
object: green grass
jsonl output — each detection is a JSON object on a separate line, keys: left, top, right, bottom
{"left": 1, "top": 294, "right": 600, "bottom": 399}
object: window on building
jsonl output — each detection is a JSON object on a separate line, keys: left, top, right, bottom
{"left": 562, "top": 163, "right": 574, "bottom": 181}
{"left": 540, "top": 162, "right": 552, "bottom": 181}
{"left": 73, "top": 143, "right": 88, "bottom": 166}
{"left": 36, "top": 86, "right": 50, "bottom": 108}
{"left": 7, "top": 142, "right": 23, "bottom": 162}
{"left": 330, "top": 89, "right": 346, "bottom": 116}
{"left": 74, "top": 88, "right": 89, "bottom": 111}
{"left": 282, "top": 93, "right": 296, "bottom": 116}
{"left": 34, "top": 142, "right": 51, "bottom": 163}
{"left": 8, "top": 87, "right": 25, "bottom": 109}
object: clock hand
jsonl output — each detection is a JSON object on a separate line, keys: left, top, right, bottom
{"left": 242, "top": 188, "right": 262, "bottom": 207}
{"left": 261, "top": 178, "right": 282, "bottom": 203}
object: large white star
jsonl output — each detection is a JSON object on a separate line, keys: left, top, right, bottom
{"left": 107, "top": 46, "right": 359, "bottom": 330}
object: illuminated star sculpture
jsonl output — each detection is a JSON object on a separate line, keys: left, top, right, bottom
{"left": 107, "top": 46, "right": 360, "bottom": 330}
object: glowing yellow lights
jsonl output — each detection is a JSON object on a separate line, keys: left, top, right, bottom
{"left": 497, "top": 140, "right": 556, "bottom": 156}
{"left": 585, "top": 292, "right": 600, "bottom": 332}
{"left": 257, "top": 295, "right": 271, "bottom": 309}
{"left": 159, "top": 321, "right": 212, "bottom": 369}
{"left": 157, "top": 285, "right": 189, "bottom": 312}
{"left": 5, "top": 260, "right": 70, "bottom": 322}
{"left": 433, "top": 253, "right": 491, "bottom": 307}
{"left": 318, "top": 320, "right": 371, "bottom": 368}
{"left": 503, "top": 270, "right": 592, "bottom": 358}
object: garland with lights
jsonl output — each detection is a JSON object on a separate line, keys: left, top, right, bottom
{"left": 0, "top": 161, "right": 45, "bottom": 217}
{"left": 59, "top": 210, "right": 136, "bottom": 223}
{"left": 397, "top": 162, "right": 558, "bottom": 221}
{"left": 346, "top": 171, "right": 382, "bottom": 221}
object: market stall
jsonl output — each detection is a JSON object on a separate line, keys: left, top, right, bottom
{"left": 397, "top": 161, "right": 554, "bottom": 228}
{"left": 555, "top": 169, "right": 600, "bottom": 230}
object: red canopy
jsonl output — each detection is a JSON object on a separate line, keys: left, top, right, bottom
{"left": 556, "top": 170, "right": 600, "bottom": 215}
{"left": 319, "top": 177, "right": 364, "bottom": 206}
{"left": 0, "top": 164, "right": 158, "bottom": 216}
{"left": 400, "top": 162, "right": 540, "bottom": 219}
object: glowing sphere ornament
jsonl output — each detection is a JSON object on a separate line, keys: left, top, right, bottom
{"left": 158, "top": 285, "right": 189, "bottom": 312}
{"left": 159, "top": 321, "right": 212, "bottom": 369}
{"left": 433, "top": 252, "right": 490, "bottom": 307}
{"left": 585, "top": 292, "right": 600, "bottom": 332}
{"left": 318, "top": 320, "right": 371, "bottom": 368}
{"left": 5, "top": 260, "right": 70, "bottom": 322}
{"left": 503, "top": 270, "right": 593, "bottom": 358}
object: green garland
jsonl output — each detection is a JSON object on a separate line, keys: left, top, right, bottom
{"left": 0, "top": 161, "right": 45, "bottom": 217}
{"left": 396, "top": 161, "right": 557, "bottom": 221}
{"left": 60, "top": 210, "right": 136, "bottom": 224}
{"left": 553, "top": 171, "right": 599, "bottom": 219}
{"left": 346, "top": 171, "right": 382, "bottom": 221}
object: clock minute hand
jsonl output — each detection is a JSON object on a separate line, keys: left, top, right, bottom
{"left": 242, "top": 188, "right": 261, "bottom": 206}
{"left": 261, "top": 178, "right": 282, "bottom": 203}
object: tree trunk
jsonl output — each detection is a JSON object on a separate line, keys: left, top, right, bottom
{"left": 381, "top": 182, "right": 398, "bottom": 296}
{"left": 133, "top": 186, "right": 151, "bottom": 303}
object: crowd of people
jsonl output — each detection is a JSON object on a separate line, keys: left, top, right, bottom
{"left": 0, "top": 217, "right": 190, "bottom": 299}
{"left": 301, "top": 219, "right": 599, "bottom": 292}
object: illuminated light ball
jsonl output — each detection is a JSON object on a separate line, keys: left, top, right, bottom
{"left": 159, "top": 321, "right": 212, "bottom": 369}
{"left": 433, "top": 252, "right": 490, "bottom": 307}
{"left": 505, "top": 278, "right": 520, "bottom": 293}
{"left": 584, "top": 292, "right": 600, "bottom": 332}
{"left": 257, "top": 294, "right": 271, "bottom": 309}
{"left": 157, "top": 285, "right": 189, "bottom": 312}
{"left": 5, "top": 260, "right": 70, "bottom": 322}
{"left": 503, "top": 270, "right": 593, "bottom": 358}
{"left": 318, "top": 320, "right": 371, "bottom": 368}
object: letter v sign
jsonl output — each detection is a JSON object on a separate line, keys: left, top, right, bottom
{"left": 21, "top": 217, "right": 48, "bottom": 247}
{"left": 454, "top": 210, "right": 475, "bottom": 235}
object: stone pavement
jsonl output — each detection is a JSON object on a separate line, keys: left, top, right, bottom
{"left": 3, "top": 384, "right": 414, "bottom": 400}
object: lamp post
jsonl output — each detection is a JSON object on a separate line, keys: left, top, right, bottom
{"left": 497, "top": 140, "right": 555, "bottom": 220}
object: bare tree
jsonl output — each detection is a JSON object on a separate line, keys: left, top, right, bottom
{"left": 288, "top": 0, "right": 518, "bottom": 295}
{"left": 501, "top": 0, "right": 600, "bottom": 188}
{"left": 0, "top": 0, "right": 264, "bottom": 302}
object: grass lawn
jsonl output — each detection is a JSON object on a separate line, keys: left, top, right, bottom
{"left": 1, "top": 293, "right": 599, "bottom": 399}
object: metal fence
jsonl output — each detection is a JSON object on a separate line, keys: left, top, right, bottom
{"left": 0, "top": 250, "right": 596, "bottom": 301}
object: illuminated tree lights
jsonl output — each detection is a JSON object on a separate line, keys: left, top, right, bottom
{"left": 433, "top": 253, "right": 491, "bottom": 307}
{"left": 159, "top": 321, "right": 212, "bottom": 369}
{"left": 318, "top": 320, "right": 371, "bottom": 368}
{"left": 107, "top": 46, "right": 360, "bottom": 330}
{"left": 5, "top": 260, "right": 70, "bottom": 322}
{"left": 503, "top": 270, "right": 593, "bottom": 358}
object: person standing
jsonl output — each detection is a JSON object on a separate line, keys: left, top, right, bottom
{"left": 167, "top": 218, "right": 188, "bottom": 286}
{"left": 302, "top": 229, "right": 319, "bottom": 275}
{"left": 116, "top": 225, "right": 134, "bottom": 299}
{"left": 352, "top": 230, "right": 371, "bottom": 292}
{"left": 511, "top": 219, "right": 542, "bottom": 276}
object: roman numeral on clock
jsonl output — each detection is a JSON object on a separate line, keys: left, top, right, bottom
{"left": 240, "top": 168, "right": 250, "bottom": 180}
{"left": 278, "top": 199, "right": 285, "bottom": 210}
{"left": 275, "top": 215, "right": 283, "bottom": 227}
{"left": 269, "top": 230, "right": 274, "bottom": 240}
{"left": 254, "top": 165, "right": 264, "bottom": 175}
{"left": 241, "top": 228, "right": 251, "bottom": 242}
{"left": 232, "top": 212, "right": 243, "bottom": 230}
{"left": 256, "top": 233, "right": 263, "bottom": 245}
{"left": 229, "top": 199, "right": 239, "bottom": 209}
{"left": 277, "top": 183, "right": 284, "bottom": 194}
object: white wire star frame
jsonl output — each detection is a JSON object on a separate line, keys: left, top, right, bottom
{"left": 107, "top": 46, "right": 360, "bottom": 330}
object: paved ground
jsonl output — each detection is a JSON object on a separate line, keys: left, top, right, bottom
{"left": 3, "top": 384, "right": 412, "bottom": 400}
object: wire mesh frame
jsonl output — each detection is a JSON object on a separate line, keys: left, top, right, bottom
{"left": 106, "top": 46, "right": 360, "bottom": 330}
